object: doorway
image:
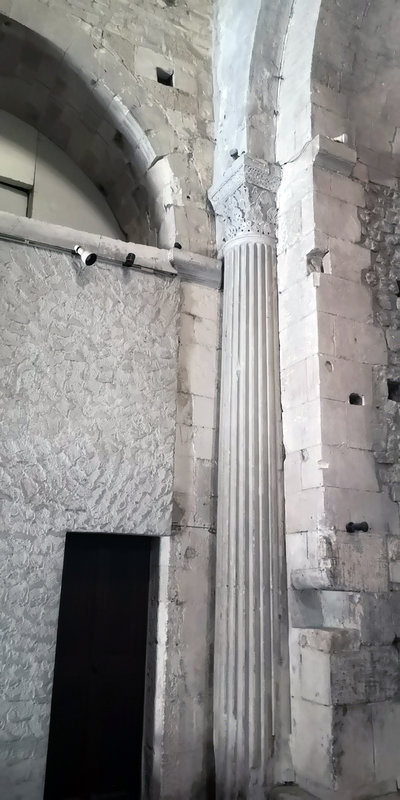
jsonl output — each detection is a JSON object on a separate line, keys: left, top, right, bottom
{"left": 44, "top": 532, "right": 153, "bottom": 800}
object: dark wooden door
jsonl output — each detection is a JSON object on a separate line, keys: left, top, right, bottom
{"left": 44, "top": 532, "right": 152, "bottom": 800}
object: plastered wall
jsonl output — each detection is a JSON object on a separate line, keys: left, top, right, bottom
{"left": 0, "top": 111, "right": 122, "bottom": 237}
{"left": 0, "top": 241, "right": 179, "bottom": 799}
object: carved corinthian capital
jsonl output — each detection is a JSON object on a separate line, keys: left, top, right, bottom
{"left": 209, "top": 154, "right": 281, "bottom": 245}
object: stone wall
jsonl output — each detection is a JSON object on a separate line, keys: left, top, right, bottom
{"left": 275, "top": 1, "right": 400, "bottom": 795}
{"left": 0, "top": 241, "right": 180, "bottom": 799}
{"left": 361, "top": 181, "right": 400, "bottom": 587}
{"left": 0, "top": 0, "right": 214, "bottom": 253}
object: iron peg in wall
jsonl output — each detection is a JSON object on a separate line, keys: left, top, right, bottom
{"left": 346, "top": 521, "right": 369, "bottom": 533}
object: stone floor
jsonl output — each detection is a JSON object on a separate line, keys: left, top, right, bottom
{"left": 270, "top": 787, "right": 400, "bottom": 800}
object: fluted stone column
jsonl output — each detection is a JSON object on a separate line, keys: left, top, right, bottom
{"left": 209, "top": 157, "right": 290, "bottom": 798}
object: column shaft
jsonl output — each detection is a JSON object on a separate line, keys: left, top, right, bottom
{"left": 214, "top": 234, "right": 280, "bottom": 798}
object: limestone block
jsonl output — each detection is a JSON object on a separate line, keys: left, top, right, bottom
{"left": 345, "top": 404, "right": 373, "bottom": 450}
{"left": 176, "top": 392, "right": 193, "bottom": 426}
{"left": 318, "top": 311, "right": 335, "bottom": 357}
{"left": 333, "top": 532, "right": 388, "bottom": 592}
{"left": 279, "top": 314, "right": 319, "bottom": 370}
{"left": 312, "top": 81, "right": 349, "bottom": 117}
{"left": 318, "top": 355, "right": 373, "bottom": 404}
{"left": 284, "top": 451, "right": 302, "bottom": 496}
{"left": 291, "top": 699, "right": 333, "bottom": 789}
{"left": 291, "top": 589, "right": 363, "bottom": 634}
{"left": 313, "top": 168, "right": 365, "bottom": 208}
{"left": 299, "top": 627, "right": 361, "bottom": 653}
{"left": 324, "top": 486, "right": 398, "bottom": 535}
{"left": 333, "top": 704, "right": 375, "bottom": 793}
{"left": 289, "top": 530, "right": 334, "bottom": 590}
{"left": 321, "top": 396, "right": 371, "bottom": 451}
{"left": 281, "top": 359, "right": 310, "bottom": 410}
{"left": 316, "top": 273, "right": 372, "bottom": 323}
{"left": 278, "top": 203, "right": 302, "bottom": 252}
{"left": 278, "top": 156, "right": 313, "bottom": 211}
{"left": 178, "top": 344, "right": 217, "bottom": 398}
{"left": 290, "top": 529, "right": 388, "bottom": 592}
{"left": 279, "top": 276, "right": 317, "bottom": 332}
{"left": 300, "top": 646, "right": 331, "bottom": 705}
{"left": 298, "top": 443, "right": 379, "bottom": 492}
{"left": 286, "top": 532, "right": 309, "bottom": 578}
{"left": 314, "top": 192, "right": 361, "bottom": 242}
{"left": 181, "top": 283, "right": 219, "bottom": 323}
{"left": 334, "top": 318, "right": 387, "bottom": 365}
{"left": 352, "top": 161, "right": 369, "bottom": 182}
{"left": 372, "top": 701, "right": 400, "bottom": 784}
{"left": 300, "top": 444, "right": 326, "bottom": 490}
{"left": 173, "top": 60, "right": 198, "bottom": 95}
{"left": 320, "top": 399, "right": 346, "bottom": 446}
{"left": 180, "top": 313, "right": 219, "bottom": 350}
{"left": 173, "top": 455, "right": 194, "bottom": 495}
{"left": 193, "top": 426, "right": 215, "bottom": 461}
{"left": 282, "top": 400, "right": 321, "bottom": 453}
{"left": 301, "top": 192, "right": 315, "bottom": 237}
{"left": 285, "top": 487, "right": 325, "bottom": 534}
{"left": 277, "top": 240, "right": 309, "bottom": 290}
{"left": 326, "top": 446, "right": 379, "bottom": 491}
{"left": 326, "top": 236, "right": 371, "bottom": 282}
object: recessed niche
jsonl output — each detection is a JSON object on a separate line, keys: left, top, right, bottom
{"left": 396, "top": 280, "right": 400, "bottom": 298}
{"left": 349, "top": 393, "right": 364, "bottom": 406}
{"left": 325, "top": 360, "right": 333, "bottom": 372}
{"left": 156, "top": 67, "right": 174, "bottom": 86}
{"left": 388, "top": 379, "right": 400, "bottom": 402}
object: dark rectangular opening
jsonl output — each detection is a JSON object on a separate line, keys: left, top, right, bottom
{"left": 156, "top": 66, "right": 174, "bottom": 86}
{"left": 44, "top": 532, "right": 153, "bottom": 800}
{"left": 388, "top": 379, "right": 400, "bottom": 402}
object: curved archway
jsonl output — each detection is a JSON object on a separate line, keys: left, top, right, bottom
{"left": 0, "top": 1, "right": 180, "bottom": 246}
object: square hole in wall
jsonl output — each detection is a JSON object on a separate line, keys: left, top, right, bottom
{"left": 156, "top": 67, "right": 174, "bottom": 87}
{"left": 388, "top": 379, "right": 400, "bottom": 402}
{"left": 349, "top": 393, "right": 364, "bottom": 406}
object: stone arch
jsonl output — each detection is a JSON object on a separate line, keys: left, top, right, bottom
{"left": 213, "top": 0, "right": 293, "bottom": 184}
{"left": 0, "top": 0, "right": 181, "bottom": 246}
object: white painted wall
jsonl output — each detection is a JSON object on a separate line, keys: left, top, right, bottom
{"left": 0, "top": 110, "right": 122, "bottom": 238}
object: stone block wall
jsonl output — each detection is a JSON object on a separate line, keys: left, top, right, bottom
{"left": 278, "top": 136, "right": 400, "bottom": 798}
{"left": 275, "top": 2, "right": 400, "bottom": 793}
{"left": 361, "top": 183, "right": 400, "bottom": 511}
{"left": 155, "top": 281, "right": 220, "bottom": 799}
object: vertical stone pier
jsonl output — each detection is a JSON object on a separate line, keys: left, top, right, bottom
{"left": 209, "top": 156, "right": 291, "bottom": 798}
